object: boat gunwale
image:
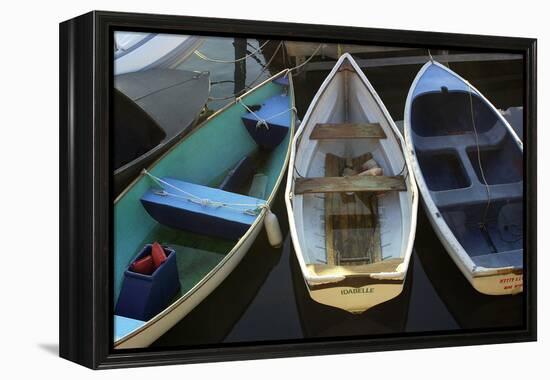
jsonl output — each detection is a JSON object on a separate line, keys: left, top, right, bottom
{"left": 114, "top": 34, "right": 204, "bottom": 75}
{"left": 113, "top": 69, "right": 295, "bottom": 347}
{"left": 403, "top": 60, "right": 524, "bottom": 280}
{"left": 285, "top": 52, "right": 418, "bottom": 286}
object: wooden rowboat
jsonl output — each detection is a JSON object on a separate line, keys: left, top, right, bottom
{"left": 285, "top": 53, "right": 418, "bottom": 313}
{"left": 404, "top": 61, "right": 523, "bottom": 296}
{"left": 113, "top": 70, "right": 295, "bottom": 349}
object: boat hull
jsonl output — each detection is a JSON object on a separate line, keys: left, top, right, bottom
{"left": 114, "top": 33, "right": 203, "bottom": 75}
{"left": 114, "top": 70, "right": 295, "bottom": 348}
{"left": 405, "top": 61, "right": 523, "bottom": 296}
{"left": 113, "top": 70, "right": 210, "bottom": 195}
{"left": 422, "top": 196, "right": 523, "bottom": 296}
{"left": 114, "top": 215, "right": 264, "bottom": 349}
{"left": 285, "top": 53, "right": 418, "bottom": 313}
{"left": 306, "top": 280, "right": 404, "bottom": 314}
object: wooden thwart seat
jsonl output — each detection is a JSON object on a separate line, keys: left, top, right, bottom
{"left": 310, "top": 122, "right": 386, "bottom": 140}
{"left": 294, "top": 175, "right": 406, "bottom": 194}
{"left": 307, "top": 258, "right": 404, "bottom": 276}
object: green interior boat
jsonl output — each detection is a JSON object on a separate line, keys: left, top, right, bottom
{"left": 113, "top": 70, "right": 295, "bottom": 346}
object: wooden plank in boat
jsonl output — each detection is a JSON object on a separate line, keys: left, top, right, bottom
{"left": 351, "top": 154, "right": 382, "bottom": 265}
{"left": 324, "top": 153, "right": 339, "bottom": 265}
{"left": 307, "top": 258, "right": 404, "bottom": 276}
{"left": 295, "top": 175, "right": 406, "bottom": 194}
{"left": 324, "top": 153, "right": 382, "bottom": 266}
{"left": 310, "top": 123, "right": 386, "bottom": 140}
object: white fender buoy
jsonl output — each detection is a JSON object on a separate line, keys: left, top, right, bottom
{"left": 264, "top": 209, "right": 283, "bottom": 248}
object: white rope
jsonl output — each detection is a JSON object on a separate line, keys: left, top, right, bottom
{"left": 427, "top": 48, "right": 434, "bottom": 62}
{"left": 206, "top": 41, "right": 320, "bottom": 103}
{"left": 237, "top": 98, "right": 296, "bottom": 130}
{"left": 288, "top": 43, "right": 322, "bottom": 73}
{"left": 467, "top": 82, "right": 492, "bottom": 227}
{"left": 207, "top": 42, "right": 285, "bottom": 102}
{"left": 142, "top": 169, "right": 267, "bottom": 216}
{"left": 244, "top": 42, "right": 284, "bottom": 89}
{"left": 194, "top": 40, "right": 271, "bottom": 64}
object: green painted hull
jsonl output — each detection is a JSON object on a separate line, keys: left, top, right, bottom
{"left": 114, "top": 71, "right": 295, "bottom": 321}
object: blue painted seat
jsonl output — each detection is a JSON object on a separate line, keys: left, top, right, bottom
{"left": 114, "top": 315, "right": 146, "bottom": 341}
{"left": 141, "top": 177, "right": 264, "bottom": 240}
{"left": 218, "top": 155, "right": 255, "bottom": 192}
{"left": 241, "top": 94, "right": 291, "bottom": 149}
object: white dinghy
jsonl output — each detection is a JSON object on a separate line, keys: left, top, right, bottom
{"left": 404, "top": 60, "right": 523, "bottom": 296}
{"left": 114, "top": 32, "right": 203, "bottom": 75}
{"left": 285, "top": 53, "right": 418, "bottom": 313}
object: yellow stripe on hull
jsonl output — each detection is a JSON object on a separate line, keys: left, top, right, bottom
{"left": 307, "top": 281, "right": 404, "bottom": 314}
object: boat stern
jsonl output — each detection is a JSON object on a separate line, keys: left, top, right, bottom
{"left": 472, "top": 270, "right": 523, "bottom": 296}
{"left": 306, "top": 277, "right": 405, "bottom": 314}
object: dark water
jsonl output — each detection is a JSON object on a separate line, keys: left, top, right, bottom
{"left": 150, "top": 38, "right": 524, "bottom": 348}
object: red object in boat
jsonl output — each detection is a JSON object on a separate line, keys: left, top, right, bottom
{"left": 152, "top": 242, "right": 167, "bottom": 269}
{"left": 130, "top": 255, "right": 154, "bottom": 275}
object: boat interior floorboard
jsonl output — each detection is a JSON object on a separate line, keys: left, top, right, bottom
{"left": 324, "top": 153, "right": 382, "bottom": 266}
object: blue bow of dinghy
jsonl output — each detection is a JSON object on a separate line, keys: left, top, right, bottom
{"left": 141, "top": 177, "right": 265, "bottom": 240}
{"left": 413, "top": 63, "right": 470, "bottom": 97}
{"left": 241, "top": 93, "right": 292, "bottom": 149}
{"left": 273, "top": 75, "right": 290, "bottom": 87}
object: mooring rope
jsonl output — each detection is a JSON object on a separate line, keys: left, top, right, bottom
{"left": 427, "top": 48, "right": 434, "bottom": 62}
{"left": 288, "top": 44, "right": 322, "bottom": 73}
{"left": 194, "top": 40, "right": 271, "bottom": 64}
{"left": 207, "top": 41, "right": 321, "bottom": 103}
{"left": 237, "top": 98, "right": 296, "bottom": 130}
{"left": 244, "top": 42, "right": 284, "bottom": 88}
{"left": 141, "top": 169, "right": 266, "bottom": 216}
{"left": 132, "top": 73, "right": 206, "bottom": 102}
{"left": 207, "top": 41, "right": 284, "bottom": 102}
{"left": 467, "top": 82, "right": 492, "bottom": 229}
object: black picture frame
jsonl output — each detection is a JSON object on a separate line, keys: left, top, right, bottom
{"left": 59, "top": 10, "right": 537, "bottom": 369}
